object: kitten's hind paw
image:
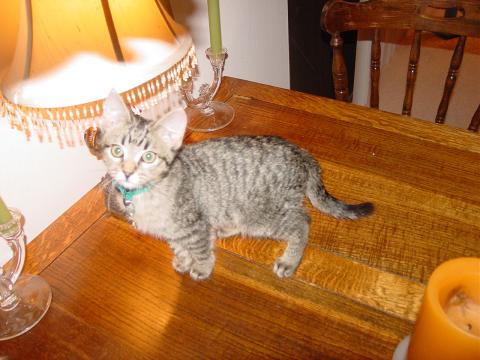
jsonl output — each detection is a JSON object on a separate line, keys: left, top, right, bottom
{"left": 189, "top": 257, "right": 215, "bottom": 281}
{"left": 189, "top": 266, "right": 213, "bottom": 280}
{"left": 273, "top": 258, "right": 299, "bottom": 278}
{"left": 172, "top": 255, "right": 193, "bottom": 274}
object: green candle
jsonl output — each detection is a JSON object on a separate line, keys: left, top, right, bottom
{"left": 207, "top": 0, "right": 222, "bottom": 54}
{"left": 0, "top": 196, "right": 13, "bottom": 225}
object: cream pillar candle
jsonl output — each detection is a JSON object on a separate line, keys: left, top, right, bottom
{"left": 407, "top": 257, "right": 480, "bottom": 360}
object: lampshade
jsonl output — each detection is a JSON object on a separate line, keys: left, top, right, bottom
{"left": 0, "top": 0, "right": 197, "bottom": 147}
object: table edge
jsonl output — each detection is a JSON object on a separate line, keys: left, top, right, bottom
{"left": 23, "top": 183, "right": 107, "bottom": 274}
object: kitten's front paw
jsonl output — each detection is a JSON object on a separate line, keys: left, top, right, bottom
{"left": 273, "top": 257, "right": 299, "bottom": 278}
{"left": 172, "top": 254, "right": 193, "bottom": 274}
{"left": 189, "top": 257, "right": 215, "bottom": 281}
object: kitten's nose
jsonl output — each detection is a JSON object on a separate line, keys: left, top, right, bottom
{"left": 122, "top": 161, "right": 137, "bottom": 179}
{"left": 123, "top": 170, "right": 134, "bottom": 179}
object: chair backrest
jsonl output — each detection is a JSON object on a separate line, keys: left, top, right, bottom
{"left": 321, "top": 0, "right": 480, "bottom": 132}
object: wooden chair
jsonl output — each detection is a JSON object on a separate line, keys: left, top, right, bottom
{"left": 321, "top": 0, "right": 480, "bottom": 132}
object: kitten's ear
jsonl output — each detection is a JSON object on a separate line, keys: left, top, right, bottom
{"left": 156, "top": 108, "right": 187, "bottom": 150}
{"left": 101, "top": 90, "right": 130, "bottom": 129}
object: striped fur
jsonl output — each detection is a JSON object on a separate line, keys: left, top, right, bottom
{"left": 98, "top": 94, "right": 373, "bottom": 280}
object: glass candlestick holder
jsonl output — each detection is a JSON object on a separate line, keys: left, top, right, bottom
{"left": 0, "top": 209, "right": 52, "bottom": 341}
{"left": 181, "top": 48, "right": 235, "bottom": 132}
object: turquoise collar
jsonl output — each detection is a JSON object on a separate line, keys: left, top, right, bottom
{"left": 113, "top": 180, "right": 150, "bottom": 202}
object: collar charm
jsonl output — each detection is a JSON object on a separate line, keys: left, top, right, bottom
{"left": 112, "top": 181, "right": 150, "bottom": 227}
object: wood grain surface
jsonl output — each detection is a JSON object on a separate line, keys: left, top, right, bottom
{"left": 2, "top": 77, "right": 479, "bottom": 359}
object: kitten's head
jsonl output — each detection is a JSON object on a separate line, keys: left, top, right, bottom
{"left": 97, "top": 90, "right": 187, "bottom": 190}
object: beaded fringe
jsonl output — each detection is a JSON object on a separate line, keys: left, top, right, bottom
{"left": 0, "top": 46, "right": 197, "bottom": 149}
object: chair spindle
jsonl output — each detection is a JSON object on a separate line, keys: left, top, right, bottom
{"left": 331, "top": 32, "right": 349, "bottom": 102}
{"left": 403, "top": 30, "right": 422, "bottom": 116}
{"left": 468, "top": 104, "right": 480, "bottom": 132}
{"left": 436, "top": 36, "right": 467, "bottom": 124}
{"left": 370, "top": 29, "right": 381, "bottom": 108}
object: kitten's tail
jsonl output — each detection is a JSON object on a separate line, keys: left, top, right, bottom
{"left": 303, "top": 152, "right": 374, "bottom": 220}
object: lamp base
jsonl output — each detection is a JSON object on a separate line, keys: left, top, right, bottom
{"left": 0, "top": 274, "right": 52, "bottom": 341}
{"left": 186, "top": 101, "right": 235, "bottom": 132}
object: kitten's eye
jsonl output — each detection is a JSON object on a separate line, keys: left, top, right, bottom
{"left": 111, "top": 145, "right": 124, "bottom": 158}
{"left": 141, "top": 151, "right": 156, "bottom": 163}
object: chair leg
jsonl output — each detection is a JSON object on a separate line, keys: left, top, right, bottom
{"left": 468, "top": 104, "right": 480, "bottom": 132}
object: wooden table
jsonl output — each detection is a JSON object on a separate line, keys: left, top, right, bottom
{"left": 2, "top": 77, "right": 479, "bottom": 359}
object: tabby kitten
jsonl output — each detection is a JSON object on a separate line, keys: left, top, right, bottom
{"left": 96, "top": 91, "right": 373, "bottom": 280}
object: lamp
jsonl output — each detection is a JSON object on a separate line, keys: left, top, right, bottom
{"left": 0, "top": 0, "right": 197, "bottom": 147}
{"left": 0, "top": 0, "right": 202, "bottom": 340}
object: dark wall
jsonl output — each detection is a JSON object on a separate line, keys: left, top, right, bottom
{"left": 288, "top": 0, "right": 357, "bottom": 99}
